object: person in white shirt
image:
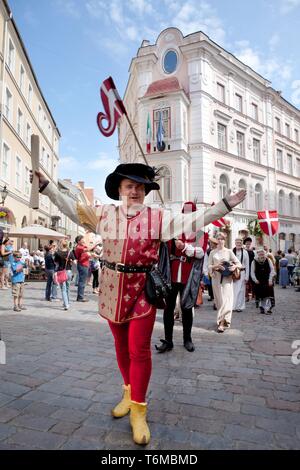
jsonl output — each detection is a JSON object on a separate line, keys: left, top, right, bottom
{"left": 232, "top": 238, "right": 249, "bottom": 312}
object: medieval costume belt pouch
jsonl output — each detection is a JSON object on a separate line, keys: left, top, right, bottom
{"left": 103, "top": 260, "right": 152, "bottom": 274}
{"left": 145, "top": 266, "right": 172, "bottom": 308}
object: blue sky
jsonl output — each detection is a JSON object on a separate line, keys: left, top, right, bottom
{"left": 9, "top": 0, "right": 300, "bottom": 202}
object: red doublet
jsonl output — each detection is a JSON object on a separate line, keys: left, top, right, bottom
{"left": 98, "top": 206, "right": 161, "bottom": 323}
{"left": 169, "top": 241, "right": 195, "bottom": 284}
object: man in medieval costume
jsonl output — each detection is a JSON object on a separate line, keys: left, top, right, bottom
{"left": 155, "top": 201, "right": 205, "bottom": 353}
{"left": 32, "top": 163, "right": 245, "bottom": 445}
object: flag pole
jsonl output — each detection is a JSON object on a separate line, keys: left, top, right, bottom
{"left": 124, "top": 114, "right": 165, "bottom": 206}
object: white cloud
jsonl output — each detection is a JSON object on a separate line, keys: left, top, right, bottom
{"left": 268, "top": 33, "right": 280, "bottom": 50}
{"left": 87, "top": 153, "right": 118, "bottom": 172}
{"left": 164, "top": 0, "right": 226, "bottom": 45}
{"left": 59, "top": 156, "right": 79, "bottom": 169}
{"left": 56, "top": 0, "right": 80, "bottom": 18}
{"left": 279, "top": 0, "right": 300, "bottom": 14}
{"left": 291, "top": 80, "right": 300, "bottom": 105}
{"left": 234, "top": 42, "right": 292, "bottom": 84}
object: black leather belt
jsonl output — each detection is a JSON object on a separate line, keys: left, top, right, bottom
{"left": 170, "top": 255, "right": 192, "bottom": 263}
{"left": 103, "top": 260, "right": 153, "bottom": 273}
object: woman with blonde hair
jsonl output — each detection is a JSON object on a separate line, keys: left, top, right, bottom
{"left": 208, "top": 232, "right": 242, "bottom": 332}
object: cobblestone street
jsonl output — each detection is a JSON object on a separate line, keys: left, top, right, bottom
{"left": 0, "top": 282, "right": 299, "bottom": 450}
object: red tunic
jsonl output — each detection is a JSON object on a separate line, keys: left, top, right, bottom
{"left": 97, "top": 205, "right": 162, "bottom": 323}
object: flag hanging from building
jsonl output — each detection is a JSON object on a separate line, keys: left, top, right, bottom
{"left": 156, "top": 110, "right": 165, "bottom": 151}
{"left": 97, "top": 77, "right": 127, "bottom": 137}
{"left": 146, "top": 113, "right": 151, "bottom": 153}
{"left": 210, "top": 202, "right": 226, "bottom": 227}
{"left": 257, "top": 210, "right": 278, "bottom": 236}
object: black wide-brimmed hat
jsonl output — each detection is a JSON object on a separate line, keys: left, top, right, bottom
{"left": 105, "top": 163, "right": 160, "bottom": 200}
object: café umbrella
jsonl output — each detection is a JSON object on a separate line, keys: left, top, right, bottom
{"left": 8, "top": 224, "right": 67, "bottom": 240}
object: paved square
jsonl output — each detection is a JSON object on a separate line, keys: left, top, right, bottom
{"left": 0, "top": 282, "right": 299, "bottom": 449}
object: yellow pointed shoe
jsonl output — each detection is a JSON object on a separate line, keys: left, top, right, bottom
{"left": 130, "top": 401, "right": 150, "bottom": 445}
{"left": 111, "top": 384, "right": 131, "bottom": 418}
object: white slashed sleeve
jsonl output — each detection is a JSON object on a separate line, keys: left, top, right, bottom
{"left": 160, "top": 200, "right": 230, "bottom": 241}
{"left": 41, "top": 182, "right": 99, "bottom": 233}
{"left": 183, "top": 244, "right": 204, "bottom": 259}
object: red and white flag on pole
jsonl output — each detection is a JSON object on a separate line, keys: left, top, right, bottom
{"left": 257, "top": 210, "right": 279, "bottom": 236}
{"left": 97, "top": 77, "right": 127, "bottom": 137}
{"left": 210, "top": 202, "right": 226, "bottom": 227}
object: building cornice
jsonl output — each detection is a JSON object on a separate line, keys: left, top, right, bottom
{"left": 139, "top": 88, "right": 190, "bottom": 106}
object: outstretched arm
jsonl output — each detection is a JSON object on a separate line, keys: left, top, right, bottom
{"left": 161, "top": 190, "right": 246, "bottom": 241}
{"left": 31, "top": 171, "right": 99, "bottom": 233}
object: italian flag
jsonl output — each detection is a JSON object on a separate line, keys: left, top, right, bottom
{"left": 146, "top": 113, "right": 151, "bottom": 153}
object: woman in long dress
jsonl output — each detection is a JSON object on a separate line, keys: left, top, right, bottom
{"left": 232, "top": 237, "right": 249, "bottom": 312}
{"left": 251, "top": 248, "right": 275, "bottom": 314}
{"left": 279, "top": 253, "right": 289, "bottom": 288}
{"left": 208, "top": 232, "right": 242, "bottom": 332}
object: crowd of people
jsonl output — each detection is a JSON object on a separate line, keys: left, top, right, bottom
{"left": 0, "top": 236, "right": 103, "bottom": 312}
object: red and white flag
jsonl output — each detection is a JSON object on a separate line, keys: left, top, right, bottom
{"left": 146, "top": 113, "right": 151, "bottom": 153}
{"left": 210, "top": 202, "right": 226, "bottom": 227}
{"left": 97, "top": 77, "right": 127, "bottom": 137}
{"left": 257, "top": 210, "right": 278, "bottom": 236}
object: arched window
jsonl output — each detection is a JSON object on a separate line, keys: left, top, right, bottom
{"left": 154, "top": 166, "right": 171, "bottom": 202}
{"left": 278, "top": 190, "right": 285, "bottom": 214}
{"left": 238, "top": 179, "right": 247, "bottom": 209}
{"left": 219, "top": 174, "right": 229, "bottom": 199}
{"left": 254, "top": 183, "right": 263, "bottom": 209}
{"left": 289, "top": 193, "right": 294, "bottom": 216}
{"left": 21, "top": 216, "right": 27, "bottom": 228}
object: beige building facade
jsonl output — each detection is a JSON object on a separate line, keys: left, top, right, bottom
{"left": 119, "top": 28, "right": 300, "bottom": 251}
{"left": 0, "top": 0, "right": 84, "bottom": 246}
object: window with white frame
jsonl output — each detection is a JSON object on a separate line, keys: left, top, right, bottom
{"left": 253, "top": 138, "right": 260, "bottom": 163}
{"left": 297, "top": 158, "right": 300, "bottom": 177}
{"left": 289, "top": 193, "right": 294, "bottom": 216}
{"left": 154, "top": 166, "right": 171, "bottom": 202}
{"left": 15, "top": 156, "right": 22, "bottom": 190}
{"left": 46, "top": 153, "right": 50, "bottom": 173}
{"left": 153, "top": 108, "right": 170, "bottom": 139}
{"left": 38, "top": 105, "right": 42, "bottom": 125}
{"left": 26, "top": 123, "right": 31, "bottom": 149}
{"left": 254, "top": 183, "right": 263, "bottom": 209}
{"left": 7, "top": 38, "right": 15, "bottom": 71}
{"left": 2, "top": 143, "right": 10, "bottom": 181}
{"left": 276, "top": 149, "right": 283, "bottom": 171}
{"left": 219, "top": 174, "right": 229, "bottom": 199}
{"left": 41, "top": 146, "right": 45, "bottom": 166}
{"left": 275, "top": 117, "right": 281, "bottom": 133}
{"left": 19, "top": 65, "right": 25, "bottom": 93}
{"left": 235, "top": 93, "right": 243, "bottom": 112}
{"left": 17, "top": 108, "right": 23, "bottom": 137}
{"left": 24, "top": 166, "right": 30, "bottom": 196}
{"left": 217, "top": 83, "right": 225, "bottom": 103}
{"left": 295, "top": 128, "right": 299, "bottom": 144}
{"left": 53, "top": 163, "right": 57, "bottom": 181}
{"left": 236, "top": 131, "right": 245, "bottom": 157}
{"left": 217, "top": 123, "right": 227, "bottom": 151}
{"left": 287, "top": 154, "right": 293, "bottom": 174}
{"left": 238, "top": 179, "right": 247, "bottom": 209}
{"left": 251, "top": 102, "right": 258, "bottom": 120}
{"left": 285, "top": 123, "right": 290, "bottom": 138}
{"left": 5, "top": 88, "right": 12, "bottom": 121}
{"left": 278, "top": 190, "right": 284, "bottom": 214}
{"left": 28, "top": 83, "right": 32, "bottom": 107}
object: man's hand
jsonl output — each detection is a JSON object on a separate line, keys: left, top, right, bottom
{"left": 30, "top": 170, "right": 49, "bottom": 190}
{"left": 175, "top": 239, "right": 185, "bottom": 250}
{"left": 226, "top": 189, "right": 247, "bottom": 209}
